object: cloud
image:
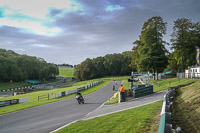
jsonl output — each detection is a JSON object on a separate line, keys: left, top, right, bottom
{"left": 31, "top": 44, "right": 51, "bottom": 48}
{"left": 105, "top": 5, "right": 125, "bottom": 12}
{"left": 0, "top": 0, "right": 200, "bottom": 65}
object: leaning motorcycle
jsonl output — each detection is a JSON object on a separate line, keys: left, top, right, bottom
{"left": 76, "top": 94, "right": 84, "bottom": 104}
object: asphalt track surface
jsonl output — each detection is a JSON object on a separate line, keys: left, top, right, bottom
{"left": 0, "top": 81, "right": 121, "bottom": 133}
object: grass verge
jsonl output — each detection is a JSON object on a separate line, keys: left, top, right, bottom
{"left": 171, "top": 79, "right": 200, "bottom": 133}
{"left": 56, "top": 100, "right": 162, "bottom": 133}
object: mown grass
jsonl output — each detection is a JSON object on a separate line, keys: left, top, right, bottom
{"left": 171, "top": 79, "right": 200, "bottom": 133}
{"left": 59, "top": 67, "right": 74, "bottom": 77}
{"left": 56, "top": 100, "right": 163, "bottom": 133}
{"left": 0, "top": 79, "right": 111, "bottom": 115}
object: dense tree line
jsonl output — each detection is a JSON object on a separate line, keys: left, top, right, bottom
{"left": 0, "top": 49, "right": 59, "bottom": 82}
{"left": 74, "top": 51, "right": 134, "bottom": 81}
{"left": 57, "top": 63, "right": 73, "bottom": 68}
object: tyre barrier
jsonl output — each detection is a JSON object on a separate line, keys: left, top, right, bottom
{"left": 0, "top": 86, "right": 32, "bottom": 93}
{"left": 158, "top": 82, "right": 195, "bottom": 133}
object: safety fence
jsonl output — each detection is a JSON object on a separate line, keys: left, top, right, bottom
{"left": 38, "top": 94, "right": 50, "bottom": 101}
{"left": 0, "top": 86, "right": 32, "bottom": 93}
{"left": 135, "top": 85, "right": 153, "bottom": 98}
{"left": 158, "top": 82, "right": 194, "bottom": 133}
{"left": 0, "top": 85, "right": 54, "bottom": 93}
{"left": 57, "top": 80, "right": 102, "bottom": 98}
{"left": 0, "top": 80, "right": 64, "bottom": 93}
{"left": 0, "top": 98, "right": 29, "bottom": 107}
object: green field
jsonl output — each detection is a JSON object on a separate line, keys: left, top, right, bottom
{"left": 59, "top": 67, "right": 74, "bottom": 77}
{"left": 56, "top": 100, "right": 162, "bottom": 133}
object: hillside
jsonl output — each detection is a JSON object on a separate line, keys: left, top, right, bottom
{"left": 171, "top": 80, "right": 200, "bottom": 133}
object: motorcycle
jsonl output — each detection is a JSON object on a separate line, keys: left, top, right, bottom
{"left": 76, "top": 94, "right": 84, "bottom": 104}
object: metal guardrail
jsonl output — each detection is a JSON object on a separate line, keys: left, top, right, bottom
{"left": 57, "top": 80, "right": 103, "bottom": 98}
{"left": 158, "top": 82, "right": 195, "bottom": 133}
{"left": 158, "top": 90, "right": 175, "bottom": 133}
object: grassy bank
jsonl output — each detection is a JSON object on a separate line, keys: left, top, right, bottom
{"left": 59, "top": 67, "right": 74, "bottom": 77}
{"left": 171, "top": 79, "right": 200, "bottom": 133}
{"left": 56, "top": 101, "right": 162, "bottom": 133}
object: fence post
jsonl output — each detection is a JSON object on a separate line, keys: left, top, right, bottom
{"left": 48, "top": 93, "right": 49, "bottom": 100}
{"left": 118, "top": 91, "right": 121, "bottom": 103}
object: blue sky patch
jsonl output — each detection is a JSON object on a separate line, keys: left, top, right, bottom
{"left": 0, "top": 8, "right": 4, "bottom": 18}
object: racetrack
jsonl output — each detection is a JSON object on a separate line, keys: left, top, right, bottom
{"left": 0, "top": 81, "right": 121, "bottom": 133}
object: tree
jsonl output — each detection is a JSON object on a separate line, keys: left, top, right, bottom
{"left": 132, "top": 16, "right": 168, "bottom": 80}
{"left": 171, "top": 18, "right": 192, "bottom": 72}
{"left": 78, "top": 58, "right": 94, "bottom": 81}
{"left": 121, "top": 51, "right": 133, "bottom": 75}
{"left": 170, "top": 18, "right": 200, "bottom": 71}
{"left": 92, "top": 57, "right": 105, "bottom": 78}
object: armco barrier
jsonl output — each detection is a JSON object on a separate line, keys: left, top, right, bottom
{"left": 158, "top": 89, "right": 175, "bottom": 133}
{"left": 157, "top": 83, "right": 195, "bottom": 133}
{"left": 0, "top": 97, "right": 29, "bottom": 107}
{"left": 56, "top": 80, "right": 102, "bottom": 98}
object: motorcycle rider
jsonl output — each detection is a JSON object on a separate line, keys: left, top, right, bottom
{"left": 76, "top": 91, "right": 84, "bottom": 103}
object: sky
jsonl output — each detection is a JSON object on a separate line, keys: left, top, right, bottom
{"left": 0, "top": 0, "right": 200, "bottom": 65}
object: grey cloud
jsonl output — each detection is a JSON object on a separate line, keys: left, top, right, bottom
{"left": 0, "top": 0, "right": 200, "bottom": 65}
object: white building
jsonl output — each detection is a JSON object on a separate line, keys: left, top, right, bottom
{"left": 185, "top": 66, "right": 200, "bottom": 78}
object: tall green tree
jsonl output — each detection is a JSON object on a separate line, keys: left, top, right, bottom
{"left": 132, "top": 16, "right": 168, "bottom": 79}
{"left": 170, "top": 18, "right": 200, "bottom": 71}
